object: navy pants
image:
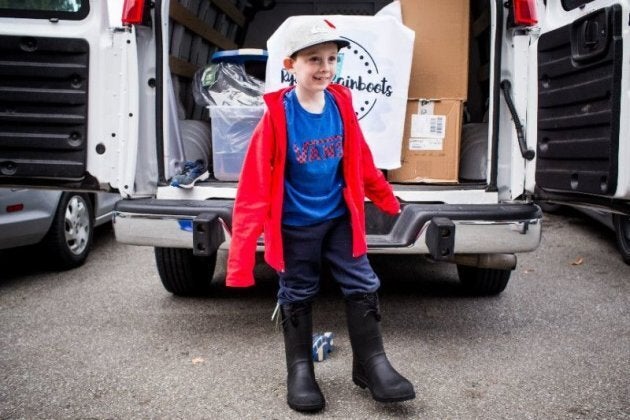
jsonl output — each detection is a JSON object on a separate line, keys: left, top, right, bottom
{"left": 277, "top": 216, "right": 380, "bottom": 304}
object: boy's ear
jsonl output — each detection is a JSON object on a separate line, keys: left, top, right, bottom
{"left": 283, "top": 57, "right": 295, "bottom": 72}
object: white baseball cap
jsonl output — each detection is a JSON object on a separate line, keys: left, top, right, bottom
{"left": 283, "top": 16, "right": 350, "bottom": 57}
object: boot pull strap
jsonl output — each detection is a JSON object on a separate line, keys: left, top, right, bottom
{"left": 280, "top": 302, "right": 311, "bottom": 328}
{"left": 363, "top": 307, "right": 382, "bottom": 322}
{"left": 280, "top": 309, "right": 299, "bottom": 329}
{"left": 350, "top": 293, "right": 382, "bottom": 322}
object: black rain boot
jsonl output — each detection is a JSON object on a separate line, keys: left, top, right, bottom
{"left": 281, "top": 302, "right": 325, "bottom": 412}
{"left": 345, "top": 292, "right": 416, "bottom": 403}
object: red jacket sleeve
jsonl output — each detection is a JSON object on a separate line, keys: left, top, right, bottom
{"left": 225, "top": 111, "right": 274, "bottom": 287}
{"left": 358, "top": 124, "right": 401, "bottom": 215}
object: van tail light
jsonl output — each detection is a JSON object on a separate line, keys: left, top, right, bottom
{"left": 6, "top": 203, "right": 24, "bottom": 213}
{"left": 122, "top": 0, "right": 146, "bottom": 25}
{"left": 512, "top": 0, "right": 538, "bottom": 26}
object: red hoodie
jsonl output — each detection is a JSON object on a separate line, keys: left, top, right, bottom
{"left": 225, "top": 84, "right": 400, "bottom": 287}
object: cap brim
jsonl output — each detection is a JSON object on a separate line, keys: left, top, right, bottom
{"left": 288, "top": 38, "right": 350, "bottom": 57}
{"left": 335, "top": 39, "right": 350, "bottom": 50}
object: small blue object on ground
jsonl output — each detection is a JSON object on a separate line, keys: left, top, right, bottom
{"left": 312, "top": 332, "right": 334, "bottom": 362}
{"left": 170, "top": 160, "right": 209, "bottom": 188}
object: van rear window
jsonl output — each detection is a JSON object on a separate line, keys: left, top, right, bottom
{"left": 0, "top": 0, "right": 89, "bottom": 20}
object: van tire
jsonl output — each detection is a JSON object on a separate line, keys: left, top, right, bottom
{"left": 538, "top": 201, "right": 562, "bottom": 214}
{"left": 154, "top": 247, "right": 217, "bottom": 296}
{"left": 456, "top": 265, "right": 511, "bottom": 295}
{"left": 613, "top": 214, "right": 630, "bottom": 265}
{"left": 42, "top": 192, "right": 94, "bottom": 270}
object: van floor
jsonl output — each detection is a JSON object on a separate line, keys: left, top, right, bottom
{"left": 195, "top": 180, "right": 488, "bottom": 190}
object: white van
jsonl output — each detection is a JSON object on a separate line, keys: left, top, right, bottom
{"left": 0, "top": 0, "right": 627, "bottom": 296}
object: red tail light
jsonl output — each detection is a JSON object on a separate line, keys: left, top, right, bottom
{"left": 513, "top": 0, "right": 538, "bottom": 26}
{"left": 6, "top": 203, "right": 24, "bottom": 213}
{"left": 122, "top": 0, "right": 145, "bottom": 25}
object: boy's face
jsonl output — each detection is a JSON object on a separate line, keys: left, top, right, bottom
{"left": 283, "top": 42, "right": 339, "bottom": 94}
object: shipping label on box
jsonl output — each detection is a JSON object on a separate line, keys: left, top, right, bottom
{"left": 387, "top": 99, "right": 463, "bottom": 183}
{"left": 409, "top": 137, "right": 444, "bottom": 151}
{"left": 265, "top": 15, "right": 415, "bottom": 170}
{"left": 408, "top": 101, "right": 447, "bottom": 151}
{"left": 410, "top": 114, "right": 446, "bottom": 139}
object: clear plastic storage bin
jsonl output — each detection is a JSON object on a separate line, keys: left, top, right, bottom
{"left": 209, "top": 105, "right": 264, "bottom": 181}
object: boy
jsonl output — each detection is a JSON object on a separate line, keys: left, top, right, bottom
{"left": 226, "top": 16, "right": 415, "bottom": 412}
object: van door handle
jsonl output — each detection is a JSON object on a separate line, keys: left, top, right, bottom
{"left": 583, "top": 20, "right": 599, "bottom": 47}
{"left": 571, "top": 8, "right": 611, "bottom": 64}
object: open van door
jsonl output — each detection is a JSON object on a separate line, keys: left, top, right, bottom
{"left": 531, "top": 0, "right": 630, "bottom": 262}
{"left": 0, "top": 1, "right": 140, "bottom": 196}
{"left": 533, "top": 0, "right": 630, "bottom": 206}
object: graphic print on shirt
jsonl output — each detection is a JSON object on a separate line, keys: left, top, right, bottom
{"left": 292, "top": 134, "right": 344, "bottom": 164}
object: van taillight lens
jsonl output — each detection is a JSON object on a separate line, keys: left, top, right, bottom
{"left": 122, "top": 0, "right": 145, "bottom": 25}
{"left": 6, "top": 203, "right": 23, "bottom": 213}
{"left": 513, "top": 0, "right": 538, "bottom": 26}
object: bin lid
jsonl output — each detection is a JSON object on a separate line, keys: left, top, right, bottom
{"left": 211, "top": 49, "right": 268, "bottom": 64}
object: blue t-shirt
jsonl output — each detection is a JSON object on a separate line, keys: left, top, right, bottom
{"left": 282, "top": 89, "right": 347, "bottom": 226}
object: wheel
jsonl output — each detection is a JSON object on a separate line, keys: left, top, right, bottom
{"left": 154, "top": 247, "right": 217, "bottom": 296}
{"left": 41, "top": 192, "right": 94, "bottom": 270}
{"left": 613, "top": 214, "right": 630, "bottom": 265}
{"left": 538, "top": 201, "right": 562, "bottom": 214}
{"left": 456, "top": 265, "right": 511, "bottom": 295}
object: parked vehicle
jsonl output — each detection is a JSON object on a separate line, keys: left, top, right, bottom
{"left": 593, "top": 210, "right": 630, "bottom": 265}
{"left": 588, "top": 210, "right": 630, "bottom": 264}
{"left": 0, "top": 188, "right": 119, "bottom": 269}
{"left": 0, "top": 0, "right": 627, "bottom": 296}
{"left": 539, "top": 201, "right": 630, "bottom": 264}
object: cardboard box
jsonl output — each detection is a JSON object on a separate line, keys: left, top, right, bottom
{"left": 388, "top": 0, "right": 469, "bottom": 183}
{"left": 400, "top": 0, "right": 470, "bottom": 100}
{"left": 387, "top": 99, "right": 463, "bottom": 183}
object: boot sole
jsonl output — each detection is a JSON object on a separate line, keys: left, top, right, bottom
{"left": 287, "top": 401, "right": 325, "bottom": 412}
{"left": 353, "top": 375, "right": 416, "bottom": 403}
{"left": 371, "top": 391, "right": 416, "bottom": 403}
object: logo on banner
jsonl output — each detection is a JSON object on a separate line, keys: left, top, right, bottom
{"left": 280, "top": 37, "right": 393, "bottom": 121}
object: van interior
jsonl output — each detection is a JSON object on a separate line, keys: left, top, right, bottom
{"left": 165, "top": 0, "right": 492, "bottom": 186}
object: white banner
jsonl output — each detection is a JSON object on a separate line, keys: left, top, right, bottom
{"left": 265, "top": 14, "right": 414, "bottom": 169}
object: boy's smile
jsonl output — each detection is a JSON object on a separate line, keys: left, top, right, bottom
{"left": 284, "top": 42, "right": 340, "bottom": 99}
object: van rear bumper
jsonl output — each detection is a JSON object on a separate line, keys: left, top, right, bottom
{"left": 113, "top": 199, "right": 542, "bottom": 255}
